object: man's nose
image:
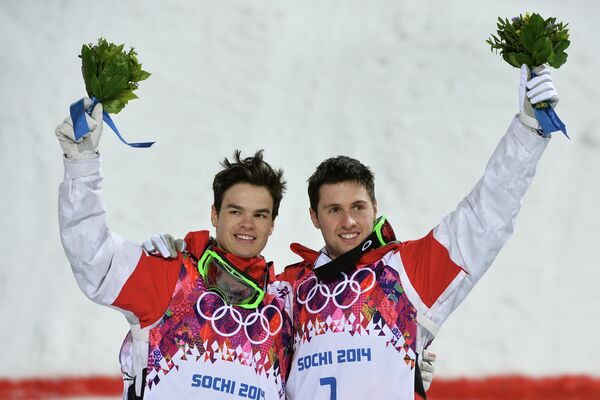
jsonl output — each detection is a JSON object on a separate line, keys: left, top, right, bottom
{"left": 340, "top": 210, "right": 357, "bottom": 229}
{"left": 239, "top": 214, "right": 254, "bottom": 229}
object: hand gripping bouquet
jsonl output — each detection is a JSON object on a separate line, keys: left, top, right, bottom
{"left": 69, "top": 38, "right": 154, "bottom": 147}
{"left": 487, "top": 13, "right": 570, "bottom": 137}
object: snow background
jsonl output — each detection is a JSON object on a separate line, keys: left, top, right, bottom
{"left": 1, "top": 0, "right": 599, "bottom": 381}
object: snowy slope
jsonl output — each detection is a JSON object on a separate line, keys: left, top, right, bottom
{"left": 1, "top": 0, "right": 599, "bottom": 379}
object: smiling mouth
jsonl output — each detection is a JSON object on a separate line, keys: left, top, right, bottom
{"left": 235, "top": 234, "right": 256, "bottom": 242}
{"left": 338, "top": 232, "right": 360, "bottom": 240}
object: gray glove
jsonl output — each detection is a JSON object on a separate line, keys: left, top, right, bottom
{"left": 518, "top": 64, "right": 559, "bottom": 131}
{"left": 55, "top": 98, "right": 103, "bottom": 159}
{"left": 419, "top": 349, "right": 436, "bottom": 392}
{"left": 142, "top": 233, "right": 186, "bottom": 258}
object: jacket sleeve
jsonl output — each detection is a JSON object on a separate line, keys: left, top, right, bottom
{"left": 395, "top": 117, "right": 550, "bottom": 334}
{"left": 58, "top": 155, "right": 181, "bottom": 327}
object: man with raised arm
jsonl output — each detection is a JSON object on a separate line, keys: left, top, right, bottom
{"left": 279, "top": 65, "right": 560, "bottom": 399}
{"left": 56, "top": 107, "right": 292, "bottom": 399}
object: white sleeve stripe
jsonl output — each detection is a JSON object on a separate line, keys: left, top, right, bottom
{"left": 389, "top": 252, "right": 428, "bottom": 314}
{"left": 416, "top": 312, "right": 441, "bottom": 337}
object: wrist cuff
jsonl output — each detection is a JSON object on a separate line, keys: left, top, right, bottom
{"left": 518, "top": 112, "right": 541, "bottom": 131}
{"left": 63, "top": 154, "right": 102, "bottom": 179}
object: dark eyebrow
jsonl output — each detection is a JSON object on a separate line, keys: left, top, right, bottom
{"left": 224, "top": 203, "right": 244, "bottom": 211}
{"left": 254, "top": 208, "right": 272, "bottom": 215}
{"left": 225, "top": 203, "right": 271, "bottom": 215}
{"left": 322, "top": 200, "right": 368, "bottom": 209}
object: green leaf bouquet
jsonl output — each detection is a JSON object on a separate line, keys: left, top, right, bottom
{"left": 80, "top": 38, "right": 150, "bottom": 114}
{"left": 487, "top": 13, "right": 569, "bottom": 137}
{"left": 486, "top": 12, "right": 570, "bottom": 69}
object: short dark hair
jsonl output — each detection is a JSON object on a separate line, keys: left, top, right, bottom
{"left": 307, "top": 155, "right": 376, "bottom": 214}
{"left": 213, "top": 150, "right": 286, "bottom": 219}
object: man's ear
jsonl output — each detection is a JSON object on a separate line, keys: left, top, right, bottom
{"left": 309, "top": 207, "right": 320, "bottom": 229}
{"left": 268, "top": 218, "right": 275, "bottom": 236}
{"left": 211, "top": 205, "right": 218, "bottom": 228}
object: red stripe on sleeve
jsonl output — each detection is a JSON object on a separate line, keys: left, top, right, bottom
{"left": 113, "top": 252, "right": 182, "bottom": 328}
{"left": 400, "top": 230, "right": 464, "bottom": 308}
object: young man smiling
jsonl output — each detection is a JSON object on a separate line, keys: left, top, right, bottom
{"left": 309, "top": 171, "right": 378, "bottom": 259}
{"left": 209, "top": 183, "right": 275, "bottom": 260}
{"left": 281, "top": 65, "right": 561, "bottom": 399}
{"left": 56, "top": 103, "right": 293, "bottom": 399}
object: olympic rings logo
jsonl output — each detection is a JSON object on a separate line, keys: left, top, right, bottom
{"left": 296, "top": 268, "right": 376, "bottom": 314}
{"left": 195, "top": 291, "right": 283, "bottom": 345}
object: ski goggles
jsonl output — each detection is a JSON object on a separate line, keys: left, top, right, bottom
{"left": 372, "top": 215, "right": 388, "bottom": 247}
{"left": 198, "top": 249, "right": 266, "bottom": 309}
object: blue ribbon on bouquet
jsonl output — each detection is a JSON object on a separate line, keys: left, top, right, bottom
{"left": 534, "top": 106, "right": 568, "bottom": 139}
{"left": 69, "top": 97, "right": 155, "bottom": 148}
{"left": 530, "top": 69, "right": 569, "bottom": 139}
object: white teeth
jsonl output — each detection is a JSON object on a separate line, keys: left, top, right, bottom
{"left": 340, "top": 233, "right": 359, "bottom": 240}
{"left": 236, "top": 234, "right": 255, "bottom": 241}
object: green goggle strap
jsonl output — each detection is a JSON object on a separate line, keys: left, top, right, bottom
{"left": 373, "top": 215, "right": 388, "bottom": 247}
{"left": 198, "top": 249, "right": 265, "bottom": 309}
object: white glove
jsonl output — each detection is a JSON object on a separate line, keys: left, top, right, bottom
{"left": 142, "top": 233, "right": 186, "bottom": 258}
{"left": 55, "top": 98, "right": 103, "bottom": 160}
{"left": 519, "top": 64, "right": 559, "bottom": 131}
{"left": 419, "top": 349, "right": 436, "bottom": 392}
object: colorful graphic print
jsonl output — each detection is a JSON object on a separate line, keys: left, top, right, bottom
{"left": 146, "top": 256, "right": 293, "bottom": 390}
{"left": 293, "top": 259, "right": 418, "bottom": 368}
